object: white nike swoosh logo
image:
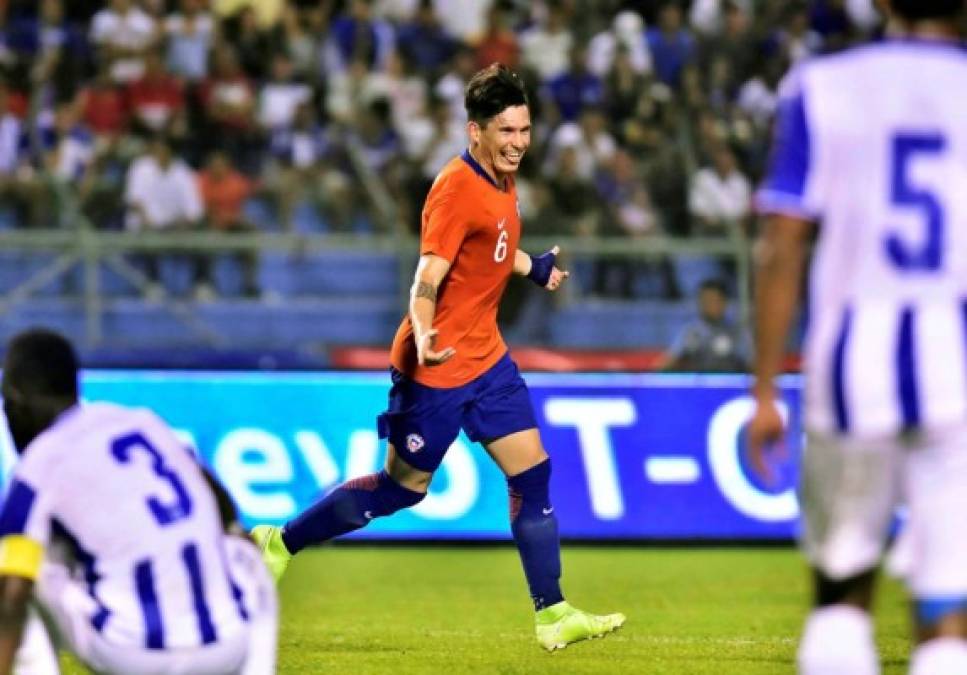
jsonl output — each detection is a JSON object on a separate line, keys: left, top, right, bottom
{"left": 364, "top": 511, "right": 374, "bottom": 520}
{"left": 497, "top": 218, "right": 506, "bottom": 230}
{"left": 542, "top": 507, "right": 554, "bottom": 516}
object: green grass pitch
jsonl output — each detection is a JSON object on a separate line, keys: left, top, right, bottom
{"left": 62, "top": 545, "right": 911, "bottom": 674}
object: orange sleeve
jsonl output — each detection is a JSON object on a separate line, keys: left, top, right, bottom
{"left": 421, "top": 181, "right": 470, "bottom": 263}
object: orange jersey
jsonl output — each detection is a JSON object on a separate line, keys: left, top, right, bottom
{"left": 390, "top": 151, "right": 521, "bottom": 388}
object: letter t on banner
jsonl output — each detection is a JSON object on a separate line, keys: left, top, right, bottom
{"left": 543, "top": 398, "right": 636, "bottom": 520}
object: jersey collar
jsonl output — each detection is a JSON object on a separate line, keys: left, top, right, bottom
{"left": 461, "top": 148, "right": 507, "bottom": 191}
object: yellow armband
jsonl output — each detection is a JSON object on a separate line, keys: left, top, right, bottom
{"left": 0, "top": 535, "right": 43, "bottom": 580}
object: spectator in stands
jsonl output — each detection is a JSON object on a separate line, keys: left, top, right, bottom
{"left": 546, "top": 106, "right": 616, "bottom": 181}
{"left": 224, "top": 6, "right": 272, "bottom": 81}
{"left": 128, "top": 50, "right": 186, "bottom": 137}
{"left": 197, "top": 150, "right": 259, "bottom": 297}
{"left": 199, "top": 44, "right": 258, "bottom": 172}
{"left": 273, "top": 3, "right": 321, "bottom": 81}
{"left": 0, "top": 83, "right": 44, "bottom": 228}
{"left": 646, "top": 2, "right": 694, "bottom": 88}
{"left": 352, "top": 96, "right": 401, "bottom": 178}
{"left": 266, "top": 101, "right": 329, "bottom": 231}
{"left": 124, "top": 134, "right": 205, "bottom": 298}
{"left": 587, "top": 10, "right": 651, "bottom": 79}
{"left": 397, "top": 0, "right": 457, "bottom": 78}
{"left": 164, "top": 0, "right": 217, "bottom": 83}
{"left": 90, "top": 0, "right": 158, "bottom": 84}
{"left": 662, "top": 278, "right": 750, "bottom": 372}
{"left": 476, "top": 2, "right": 520, "bottom": 71}
{"left": 76, "top": 63, "right": 130, "bottom": 143}
{"left": 11, "top": 0, "right": 86, "bottom": 100}
{"left": 698, "top": 2, "right": 756, "bottom": 86}
{"left": 545, "top": 43, "right": 604, "bottom": 124}
{"left": 775, "top": 4, "right": 823, "bottom": 64}
{"left": 258, "top": 52, "right": 312, "bottom": 134}
{"left": 520, "top": 0, "right": 573, "bottom": 82}
{"left": 434, "top": 44, "right": 477, "bottom": 124}
{"left": 212, "top": 0, "right": 284, "bottom": 30}
{"left": 689, "top": 0, "right": 753, "bottom": 36}
{"left": 324, "top": 0, "right": 396, "bottom": 74}
{"left": 46, "top": 102, "right": 95, "bottom": 185}
{"left": 688, "top": 145, "right": 751, "bottom": 236}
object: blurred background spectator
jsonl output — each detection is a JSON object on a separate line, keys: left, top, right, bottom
{"left": 0, "top": 0, "right": 887, "bottom": 366}
{"left": 661, "top": 278, "right": 750, "bottom": 372}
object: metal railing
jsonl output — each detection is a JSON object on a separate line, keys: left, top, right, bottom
{"left": 0, "top": 222, "right": 752, "bottom": 348}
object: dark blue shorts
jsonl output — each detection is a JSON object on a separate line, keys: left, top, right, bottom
{"left": 376, "top": 352, "right": 538, "bottom": 473}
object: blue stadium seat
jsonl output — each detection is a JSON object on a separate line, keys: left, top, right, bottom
{"left": 195, "top": 297, "right": 400, "bottom": 346}
{"left": 0, "top": 208, "right": 19, "bottom": 231}
{"left": 0, "top": 252, "right": 69, "bottom": 297}
{"left": 258, "top": 251, "right": 399, "bottom": 297}
{"left": 211, "top": 255, "right": 246, "bottom": 297}
{"left": 549, "top": 300, "right": 694, "bottom": 349}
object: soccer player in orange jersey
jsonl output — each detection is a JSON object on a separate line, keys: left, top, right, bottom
{"left": 253, "top": 64, "right": 625, "bottom": 650}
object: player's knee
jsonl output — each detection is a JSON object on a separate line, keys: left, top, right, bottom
{"left": 507, "top": 459, "right": 551, "bottom": 522}
{"left": 373, "top": 470, "right": 425, "bottom": 516}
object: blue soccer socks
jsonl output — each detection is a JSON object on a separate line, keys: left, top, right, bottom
{"left": 281, "top": 470, "right": 425, "bottom": 553}
{"left": 508, "top": 459, "right": 564, "bottom": 611}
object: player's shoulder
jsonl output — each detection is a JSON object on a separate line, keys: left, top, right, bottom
{"left": 426, "top": 154, "right": 481, "bottom": 206}
{"left": 794, "top": 39, "right": 967, "bottom": 87}
{"left": 431, "top": 155, "right": 477, "bottom": 190}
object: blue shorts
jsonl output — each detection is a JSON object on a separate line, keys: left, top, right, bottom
{"left": 376, "top": 353, "right": 538, "bottom": 473}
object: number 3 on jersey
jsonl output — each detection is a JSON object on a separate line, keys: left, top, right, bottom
{"left": 885, "top": 133, "right": 947, "bottom": 272}
{"left": 112, "top": 432, "right": 193, "bottom": 526}
{"left": 494, "top": 229, "right": 509, "bottom": 263}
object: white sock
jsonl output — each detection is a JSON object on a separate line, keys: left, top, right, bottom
{"left": 910, "top": 637, "right": 967, "bottom": 675}
{"left": 797, "top": 605, "right": 879, "bottom": 675}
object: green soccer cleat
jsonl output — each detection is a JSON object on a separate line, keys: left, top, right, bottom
{"left": 535, "top": 601, "right": 626, "bottom": 651}
{"left": 251, "top": 525, "right": 292, "bottom": 583}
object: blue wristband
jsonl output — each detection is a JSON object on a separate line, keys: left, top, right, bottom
{"left": 527, "top": 249, "right": 557, "bottom": 287}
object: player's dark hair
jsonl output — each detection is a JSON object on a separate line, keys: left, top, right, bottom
{"left": 4, "top": 328, "right": 78, "bottom": 399}
{"left": 890, "top": 0, "right": 963, "bottom": 20}
{"left": 464, "top": 63, "right": 529, "bottom": 127}
{"left": 699, "top": 279, "right": 729, "bottom": 298}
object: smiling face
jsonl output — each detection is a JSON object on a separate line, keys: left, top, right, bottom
{"left": 468, "top": 104, "right": 531, "bottom": 182}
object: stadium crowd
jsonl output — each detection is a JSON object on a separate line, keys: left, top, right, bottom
{"left": 0, "top": 0, "right": 882, "bottom": 300}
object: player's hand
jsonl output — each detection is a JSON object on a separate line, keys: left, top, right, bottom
{"left": 746, "top": 396, "right": 786, "bottom": 485}
{"left": 529, "top": 245, "right": 570, "bottom": 291}
{"left": 416, "top": 328, "right": 456, "bottom": 367}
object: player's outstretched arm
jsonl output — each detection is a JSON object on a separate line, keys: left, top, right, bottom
{"left": 410, "top": 254, "right": 456, "bottom": 367}
{"left": 748, "top": 214, "right": 813, "bottom": 482}
{"left": 515, "top": 246, "right": 569, "bottom": 291}
{"left": 0, "top": 575, "right": 33, "bottom": 675}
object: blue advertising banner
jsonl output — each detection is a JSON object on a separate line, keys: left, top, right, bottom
{"left": 0, "top": 372, "right": 803, "bottom": 540}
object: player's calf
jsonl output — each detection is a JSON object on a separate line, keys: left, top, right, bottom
{"left": 280, "top": 470, "right": 426, "bottom": 554}
{"left": 508, "top": 459, "right": 563, "bottom": 611}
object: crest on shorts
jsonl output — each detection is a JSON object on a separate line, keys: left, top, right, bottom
{"left": 406, "top": 433, "right": 425, "bottom": 453}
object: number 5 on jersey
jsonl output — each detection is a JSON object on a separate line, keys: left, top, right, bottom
{"left": 885, "top": 133, "right": 947, "bottom": 272}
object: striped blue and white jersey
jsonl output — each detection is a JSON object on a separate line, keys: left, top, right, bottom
{"left": 0, "top": 402, "right": 247, "bottom": 650}
{"left": 758, "top": 40, "right": 967, "bottom": 438}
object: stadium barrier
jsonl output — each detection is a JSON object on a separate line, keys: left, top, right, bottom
{"left": 0, "top": 370, "right": 802, "bottom": 540}
{"left": 0, "top": 226, "right": 751, "bottom": 348}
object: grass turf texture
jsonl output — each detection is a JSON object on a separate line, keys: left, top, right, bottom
{"left": 61, "top": 546, "right": 910, "bottom": 674}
